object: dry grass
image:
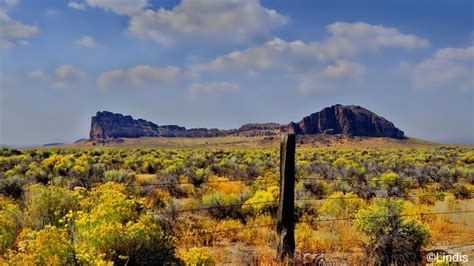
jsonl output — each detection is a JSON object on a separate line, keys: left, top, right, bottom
{"left": 135, "top": 174, "right": 155, "bottom": 183}
{"left": 173, "top": 198, "right": 474, "bottom": 264}
{"left": 427, "top": 199, "right": 474, "bottom": 248}
{"left": 57, "top": 135, "right": 448, "bottom": 150}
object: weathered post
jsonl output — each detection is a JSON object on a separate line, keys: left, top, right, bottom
{"left": 277, "top": 133, "right": 296, "bottom": 261}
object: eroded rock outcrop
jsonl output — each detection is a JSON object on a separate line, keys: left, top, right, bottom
{"left": 230, "top": 123, "right": 283, "bottom": 137}
{"left": 90, "top": 112, "right": 161, "bottom": 139}
{"left": 89, "top": 105, "right": 405, "bottom": 140}
{"left": 89, "top": 111, "right": 224, "bottom": 139}
{"left": 287, "top": 104, "right": 405, "bottom": 139}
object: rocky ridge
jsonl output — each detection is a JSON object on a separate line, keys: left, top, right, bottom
{"left": 89, "top": 105, "right": 405, "bottom": 140}
{"left": 287, "top": 104, "right": 405, "bottom": 139}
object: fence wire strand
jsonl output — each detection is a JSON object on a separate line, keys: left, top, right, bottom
{"left": 89, "top": 176, "right": 469, "bottom": 188}
{"left": 173, "top": 210, "right": 474, "bottom": 238}
{"left": 148, "top": 192, "right": 473, "bottom": 216}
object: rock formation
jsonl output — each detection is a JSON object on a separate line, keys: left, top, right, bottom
{"left": 89, "top": 111, "right": 225, "bottom": 139}
{"left": 287, "top": 104, "right": 405, "bottom": 139}
{"left": 231, "top": 123, "right": 283, "bottom": 137}
{"left": 89, "top": 105, "right": 405, "bottom": 140}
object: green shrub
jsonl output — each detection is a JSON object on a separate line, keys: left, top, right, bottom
{"left": 355, "top": 199, "right": 430, "bottom": 264}
{"left": 453, "top": 184, "right": 471, "bottom": 199}
{"left": 303, "top": 180, "right": 330, "bottom": 198}
{"left": 202, "top": 192, "right": 243, "bottom": 219}
{"left": 104, "top": 169, "right": 135, "bottom": 183}
{"left": 0, "top": 201, "right": 22, "bottom": 253}
{"left": 0, "top": 175, "right": 30, "bottom": 199}
{"left": 320, "top": 191, "right": 365, "bottom": 218}
{"left": 24, "top": 184, "right": 77, "bottom": 229}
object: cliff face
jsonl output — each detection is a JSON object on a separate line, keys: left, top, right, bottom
{"left": 287, "top": 105, "right": 405, "bottom": 139}
{"left": 89, "top": 111, "right": 226, "bottom": 139}
{"left": 89, "top": 105, "right": 405, "bottom": 140}
{"left": 90, "top": 112, "right": 161, "bottom": 139}
{"left": 230, "top": 123, "right": 283, "bottom": 137}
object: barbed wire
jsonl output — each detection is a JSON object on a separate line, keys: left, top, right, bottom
{"left": 294, "top": 242, "right": 474, "bottom": 255}
{"left": 87, "top": 178, "right": 272, "bottom": 188}
{"left": 149, "top": 200, "right": 279, "bottom": 216}
{"left": 174, "top": 210, "right": 474, "bottom": 238}
{"left": 91, "top": 176, "right": 470, "bottom": 188}
{"left": 297, "top": 177, "right": 469, "bottom": 184}
{"left": 292, "top": 242, "right": 474, "bottom": 255}
{"left": 176, "top": 223, "right": 276, "bottom": 238}
{"left": 296, "top": 192, "right": 474, "bottom": 202}
{"left": 125, "top": 179, "right": 259, "bottom": 187}
{"left": 148, "top": 192, "right": 472, "bottom": 216}
{"left": 300, "top": 210, "right": 474, "bottom": 223}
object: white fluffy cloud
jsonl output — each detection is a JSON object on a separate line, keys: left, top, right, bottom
{"left": 189, "top": 82, "right": 239, "bottom": 97}
{"left": 128, "top": 65, "right": 181, "bottom": 85}
{"left": 68, "top": 0, "right": 146, "bottom": 15}
{"left": 192, "top": 21, "right": 428, "bottom": 91}
{"left": 0, "top": 8, "right": 38, "bottom": 48}
{"left": 194, "top": 22, "right": 428, "bottom": 72}
{"left": 402, "top": 46, "right": 474, "bottom": 91}
{"left": 321, "top": 22, "right": 429, "bottom": 58}
{"left": 97, "top": 65, "right": 181, "bottom": 90}
{"left": 192, "top": 38, "right": 315, "bottom": 73}
{"left": 321, "top": 60, "right": 366, "bottom": 79}
{"left": 68, "top": 0, "right": 287, "bottom": 46}
{"left": 85, "top": 0, "right": 147, "bottom": 15}
{"left": 68, "top": 2, "right": 86, "bottom": 10}
{"left": 191, "top": 37, "right": 365, "bottom": 91}
{"left": 295, "top": 61, "right": 366, "bottom": 92}
{"left": 75, "top": 36, "right": 98, "bottom": 48}
{"left": 128, "top": 0, "right": 288, "bottom": 45}
{"left": 55, "top": 64, "right": 86, "bottom": 80}
{"left": 97, "top": 69, "right": 124, "bottom": 89}
{"left": 40, "top": 65, "right": 87, "bottom": 88}
{"left": 27, "top": 65, "right": 87, "bottom": 88}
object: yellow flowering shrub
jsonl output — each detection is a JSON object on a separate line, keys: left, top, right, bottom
{"left": 6, "top": 226, "right": 74, "bottom": 265}
{"left": 24, "top": 184, "right": 77, "bottom": 230}
{"left": 207, "top": 175, "right": 244, "bottom": 195}
{"left": 74, "top": 182, "right": 178, "bottom": 265}
{"left": 0, "top": 199, "right": 22, "bottom": 253}
{"left": 319, "top": 191, "right": 365, "bottom": 218}
{"left": 178, "top": 247, "right": 213, "bottom": 265}
{"left": 295, "top": 223, "right": 338, "bottom": 252}
{"left": 242, "top": 186, "right": 279, "bottom": 214}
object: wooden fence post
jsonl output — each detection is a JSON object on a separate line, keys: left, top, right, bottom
{"left": 277, "top": 133, "right": 296, "bottom": 261}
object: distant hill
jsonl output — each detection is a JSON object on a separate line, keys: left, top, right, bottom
{"left": 89, "top": 105, "right": 405, "bottom": 140}
{"left": 42, "top": 142, "right": 65, "bottom": 147}
{"left": 288, "top": 104, "right": 405, "bottom": 139}
{"left": 72, "top": 135, "right": 440, "bottom": 149}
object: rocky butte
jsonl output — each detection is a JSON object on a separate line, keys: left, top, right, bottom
{"left": 89, "top": 105, "right": 405, "bottom": 140}
{"left": 89, "top": 111, "right": 222, "bottom": 139}
{"left": 287, "top": 104, "right": 405, "bottom": 139}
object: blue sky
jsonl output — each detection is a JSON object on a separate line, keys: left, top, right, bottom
{"left": 0, "top": 0, "right": 473, "bottom": 145}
